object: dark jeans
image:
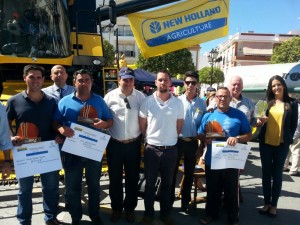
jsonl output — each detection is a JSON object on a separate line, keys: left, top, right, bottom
{"left": 64, "top": 158, "right": 102, "bottom": 221}
{"left": 172, "top": 139, "right": 198, "bottom": 206}
{"left": 259, "top": 142, "right": 289, "bottom": 207}
{"left": 204, "top": 165, "right": 239, "bottom": 223}
{"left": 17, "top": 171, "right": 60, "bottom": 225}
{"left": 106, "top": 138, "right": 141, "bottom": 212}
{"left": 143, "top": 144, "right": 178, "bottom": 218}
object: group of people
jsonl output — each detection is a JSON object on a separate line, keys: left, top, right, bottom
{"left": 0, "top": 65, "right": 299, "bottom": 225}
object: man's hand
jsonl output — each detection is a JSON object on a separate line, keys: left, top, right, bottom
{"left": 11, "top": 136, "right": 22, "bottom": 146}
{"left": 227, "top": 137, "right": 239, "bottom": 146}
{"left": 58, "top": 126, "right": 74, "bottom": 138}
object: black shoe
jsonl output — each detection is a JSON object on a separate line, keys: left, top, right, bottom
{"left": 110, "top": 211, "right": 122, "bottom": 223}
{"left": 181, "top": 204, "right": 191, "bottom": 214}
{"left": 125, "top": 211, "right": 135, "bottom": 223}
{"left": 45, "top": 219, "right": 63, "bottom": 225}
{"left": 71, "top": 220, "right": 80, "bottom": 225}
{"left": 91, "top": 216, "right": 103, "bottom": 225}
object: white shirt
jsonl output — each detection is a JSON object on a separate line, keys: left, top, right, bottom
{"left": 42, "top": 84, "right": 75, "bottom": 103}
{"left": 104, "top": 87, "right": 145, "bottom": 140}
{"left": 139, "top": 92, "right": 184, "bottom": 146}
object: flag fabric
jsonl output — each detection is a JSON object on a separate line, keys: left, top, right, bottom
{"left": 128, "top": 0, "right": 229, "bottom": 58}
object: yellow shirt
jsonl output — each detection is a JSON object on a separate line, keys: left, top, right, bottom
{"left": 265, "top": 102, "right": 284, "bottom": 146}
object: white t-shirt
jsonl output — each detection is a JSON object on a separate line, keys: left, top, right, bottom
{"left": 139, "top": 92, "right": 184, "bottom": 146}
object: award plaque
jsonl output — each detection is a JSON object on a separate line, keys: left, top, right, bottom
{"left": 78, "top": 105, "right": 99, "bottom": 124}
{"left": 254, "top": 100, "right": 268, "bottom": 118}
{"left": 17, "top": 122, "right": 41, "bottom": 144}
{"left": 205, "top": 121, "right": 226, "bottom": 138}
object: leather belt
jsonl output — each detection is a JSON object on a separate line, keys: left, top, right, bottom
{"left": 111, "top": 136, "right": 139, "bottom": 144}
{"left": 179, "top": 137, "right": 198, "bottom": 142}
{"left": 147, "top": 143, "right": 176, "bottom": 150}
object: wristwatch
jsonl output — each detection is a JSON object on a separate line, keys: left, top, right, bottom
{"left": 236, "top": 136, "right": 241, "bottom": 143}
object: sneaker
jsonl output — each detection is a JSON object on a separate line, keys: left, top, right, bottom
{"left": 45, "top": 219, "right": 63, "bottom": 225}
{"left": 91, "top": 216, "right": 103, "bottom": 225}
{"left": 110, "top": 211, "right": 122, "bottom": 223}
{"left": 125, "top": 211, "right": 135, "bottom": 223}
{"left": 283, "top": 167, "right": 289, "bottom": 172}
{"left": 160, "top": 217, "right": 176, "bottom": 225}
{"left": 139, "top": 216, "right": 153, "bottom": 225}
{"left": 289, "top": 171, "right": 298, "bottom": 176}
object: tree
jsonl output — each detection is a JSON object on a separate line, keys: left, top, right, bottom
{"left": 136, "top": 48, "right": 195, "bottom": 76}
{"left": 103, "top": 39, "right": 115, "bottom": 66}
{"left": 199, "top": 66, "right": 224, "bottom": 85}
{"left": 270, "top": 37, "right": 300, "bottom": 64}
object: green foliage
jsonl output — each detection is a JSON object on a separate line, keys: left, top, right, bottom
{"left": 103, "top": 40, "right": 115, "bottom": 66}
{"left": 270, "top": 37, "right": 300, "bottom": 63}
{"left": 199, "top": 66, "right": 224, "bottom": 85}
{"left": 136, "top": 49, "right": 195, "bottom": 76}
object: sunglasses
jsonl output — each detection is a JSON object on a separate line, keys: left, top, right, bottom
{"left": 124, "top": 97, "right": 131, "bottom": 109}
{"left": 185, "top": 81, "right": 197, "bottom": 86}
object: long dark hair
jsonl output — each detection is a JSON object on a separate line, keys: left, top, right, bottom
{"left": 266, "top": 75, "right": 292, "bottom": 109}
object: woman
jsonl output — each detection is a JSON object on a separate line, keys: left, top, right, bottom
{"left": 257, "top": 75, "right": 298, "bottom": 217}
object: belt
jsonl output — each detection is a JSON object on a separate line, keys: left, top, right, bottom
{"left": 179, "top": 137, "right": 198, "bottom": 142}
{"left": 147, "top": 143, "right": 176, "bottom": 150}
{"left": 111, "top": 136, "right": 139, "bottom": 144}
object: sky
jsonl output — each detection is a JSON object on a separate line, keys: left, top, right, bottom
{"left": 200, "top": 0, "right": 300, "bottom": 55}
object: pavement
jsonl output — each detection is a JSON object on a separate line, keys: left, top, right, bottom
{"left": 0, "top": 142, "right": 299, "bottom": 225}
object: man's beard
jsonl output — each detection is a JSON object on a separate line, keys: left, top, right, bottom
{"left": 158, "top": 86, "right": 168, "bottom": 93}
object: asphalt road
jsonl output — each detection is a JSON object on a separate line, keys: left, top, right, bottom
{"left": 0, "top": 142, "right": 299, "bottom": 225}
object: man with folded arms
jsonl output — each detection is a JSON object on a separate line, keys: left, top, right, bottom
{"left": 104, "top": 67, "right": 145, "bottom": 223}
{"left": 139, "top": 69, "right": 184, "bottom": 225}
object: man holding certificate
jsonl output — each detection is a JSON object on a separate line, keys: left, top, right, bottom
{"left": 6, "top": 65, "right": 62, "bottom": 225}
{"left": 197, "top": 87, "right": 252, "bottom": 225}
{"left": 53, "top": 69, "right": 113, "bottom": 225}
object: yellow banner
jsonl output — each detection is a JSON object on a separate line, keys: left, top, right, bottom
{"left": 128, "top": 0, "right": 229, "bottom": 58}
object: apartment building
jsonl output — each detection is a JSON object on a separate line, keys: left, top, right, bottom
{"left": 217, "top": 30, "right": 300, "bottom": 74}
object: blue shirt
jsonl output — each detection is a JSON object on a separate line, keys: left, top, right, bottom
{"left": 198, "top": 107, "right": 251, "bottom": 166}
{"left": 0, "top": 102, "right": 13, "bottom": 150}
{"left": 178, "top": 94, "right": 206, "bottom": 138}
{"left": 53, "top": 92, "right": 113, "bottom": 130}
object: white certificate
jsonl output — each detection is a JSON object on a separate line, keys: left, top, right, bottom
{"left": 211, "top": 141, "right": 251, "bottom": 170}
{"left": 61, "top": 123, "right": 110, "bottom": 162}
{"left": 12, "top": 140, "right": 62, "bottom": 179}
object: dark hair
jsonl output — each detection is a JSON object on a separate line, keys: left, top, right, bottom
{"left": 184, "top": 71, "right": 199, "bottom": 82}
{"left": 217, "top": 86, "right": 230, "bottom": 92}
{"left": 23, "top": 65, "right": 45, "bottom": 77}
{"left": 157, "top": 69, "right": 171, "bottom": 79}
{"left": 73, "top": 69, "right": 93, "bottom": 81}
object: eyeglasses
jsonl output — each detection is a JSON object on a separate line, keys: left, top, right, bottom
{"left": 124, "top": 97, "right": 131, "bottom": 109}
{"left": 185, "top": 81, "right": 197, "bottom": 86}
{"left": 216, "top": 95, "right": 229, "bottom": 100}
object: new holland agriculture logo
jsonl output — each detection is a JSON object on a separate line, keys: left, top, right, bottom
{"left": 143, "top": 6, "right": 227, "bottom": 47}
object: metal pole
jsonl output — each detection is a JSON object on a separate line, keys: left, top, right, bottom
{"left": 210, "top": 59, "right": 213, "bottom": 86}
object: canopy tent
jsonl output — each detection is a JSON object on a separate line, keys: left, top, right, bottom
{"left": 134, "top": 68, "right": 184, "bottom": 87}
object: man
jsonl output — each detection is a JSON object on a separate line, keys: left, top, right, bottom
{"left": 104, "top": 67, "right": 145, "bottom": 223}
{"left": 171, "top": 71, "right": 206, "bottom": 214}
{"left": 6, "top": 65, "right": 61, "bottom": 225}
{"left": 42, "top": 65, "right": 75, "bottom": 102}
{"left": 139, "top": 69, "right": 184, "bottom": 225}
{"left": 197, "top": 87, "right": 252, "bottom": 225}
{"left": 53, "top": 69, "right": 113, "bottom": 225}
{"left": 0, "top": 101, "right": 13, "bottom": 179}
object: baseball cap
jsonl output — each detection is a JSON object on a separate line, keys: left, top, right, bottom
{"left": 119, "top": 67, "right": 135, "bottom": 79}
{"left": 207, "top": 87, "right": 216, "bottom": 92}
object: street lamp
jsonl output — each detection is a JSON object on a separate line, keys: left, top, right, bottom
{"left": 207, "top": 48, "right": 219, "bottom": 86}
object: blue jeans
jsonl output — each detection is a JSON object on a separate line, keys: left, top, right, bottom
{"left": 64, "top": 158, "right": 102, "bottom": 220}
{"left": 17, "top": 171, "right": 60, "bottom": 225}
{"left": 259, "top": 142, "right": 289, "bottom": 207}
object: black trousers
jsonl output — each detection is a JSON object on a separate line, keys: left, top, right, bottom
{"left": 171, "top": 139, "right": 198, "bottom": 206}
{"left": 106, "top": 138, "right": 141, "bottom": 212}
{"left": 204, "top": 165, "right": 239, "bottom": 223}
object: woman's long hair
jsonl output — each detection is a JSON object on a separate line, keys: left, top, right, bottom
{"left": 266, "top": 75, "right": 292, "bottom": 109}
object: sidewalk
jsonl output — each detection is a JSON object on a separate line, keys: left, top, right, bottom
{"left": 0, "top": 142, "right": 299, "bottom": 225}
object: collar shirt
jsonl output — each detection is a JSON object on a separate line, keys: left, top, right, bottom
{"left": 178, "top": 94, "right": 206, "bottom": 138}
{"left": 139, "top": 91, "right": 184, "bottom": 146}
{"left": 104, "top": 88, "right": 145, "bottom": 140}
{"left": 42, "top": 84, "right": 75, "bottom": 103}
{"left": 293, "top": 103, "right": 300, "bottom": 140}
